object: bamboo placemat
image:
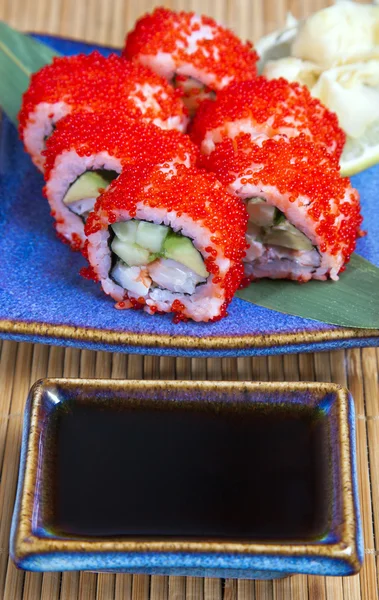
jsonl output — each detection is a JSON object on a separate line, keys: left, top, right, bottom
{"left": 0, "top": 0, "right": 378, "bottom": 598}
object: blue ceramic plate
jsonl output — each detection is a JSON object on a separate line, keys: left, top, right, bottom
{"left": 0, "top": 34, "right": 378, "bottom": 357}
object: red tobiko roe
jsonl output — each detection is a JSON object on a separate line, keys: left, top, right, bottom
{"left": 201, "top": 133, "right": 362, "bottom": 264}
{"left": 18, "top": 51, "right": 187, "bottom": 136}
{"left": 85, "top": 163, "right": 248, "bottom": 320}
{"left": 191, "top": 77, "right": 346, "bottom": 161}
{"left": 42, "top": 111, "right": 199, "bottom": 180}
{"left": 123, "top": 7, "right": 259, "bottom": 91}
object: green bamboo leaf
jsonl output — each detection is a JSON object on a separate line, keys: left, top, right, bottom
{"left": 236, "top": 254, "right": 379, "bottom": 329}
{"left": 0, "top": 21, "right": 60, "bottom": 126}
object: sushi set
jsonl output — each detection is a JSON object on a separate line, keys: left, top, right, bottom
{"left": 2, "top": 1, "right": 376, "bottom": 583}
{"left": 15, "top": 8, "right": 364, "bottom": 320}
{"left": 0, "top": 1, "right": 377, "bottom": 358}
{"left": 0, "top": 4, "right": 378, "bottom": 356}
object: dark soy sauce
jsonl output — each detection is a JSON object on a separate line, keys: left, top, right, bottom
{"left": 44, "top": 399, "right": 330, "bottom": 540}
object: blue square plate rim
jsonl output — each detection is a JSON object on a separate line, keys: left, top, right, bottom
{"left": 0, "top": 33, "right": 378, "bottom": 357}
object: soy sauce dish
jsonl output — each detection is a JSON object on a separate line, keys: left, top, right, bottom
{"left": 10, "top": 379, "right": 363, "bottom": 579}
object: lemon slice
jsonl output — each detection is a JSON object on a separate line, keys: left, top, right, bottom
{"left": 340, "top": 120, "right": 379, "bottom": 177}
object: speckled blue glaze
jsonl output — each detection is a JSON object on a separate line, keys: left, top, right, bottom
{"left": 10, "top": 380, "right": 363, "bottom": 577}
{"left": 0, "top": 34, "right": 378, "bottom": 357}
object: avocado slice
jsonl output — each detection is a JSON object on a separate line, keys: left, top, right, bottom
{"left": 247, "top": 197, "right": 277, "bottom": 227}
{"left": 264, "top": 221, "right": 313, "bottom": 251}
{"left": 111, "top": 220, "right": 139, "bottom": 243}
{"left": 111, "top": 238, "right": 151, "bottom": 267}
{"left": 163, "top": 232, "right": 209, "bottom": 278}
{"left": 136, "top": 221, "right": 169, "bottom": 253}
{"left": 63, "top": 171, "right": 116, "bottom": 206}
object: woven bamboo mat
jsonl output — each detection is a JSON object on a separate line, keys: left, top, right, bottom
{"left": 0, "top": 0, "right": 378, "bottom": 598}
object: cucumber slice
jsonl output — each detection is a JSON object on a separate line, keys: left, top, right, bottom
{"left": 111, "top": 220, "right": 139, "bottom": 243}
{"left": 111, "top": 238, "right": 150, "bottom": 267}
{"left": 63, "top": 171, "right": 116, "bottom": 206}
{"left": 247, "top": 197, "right": 277, "bottom": 227}
{"left": 163, "top": 232, "right": 208, "bottom": 278}
{"left": 264, "top": 221, "right": 313, "bottom": 251}
{"left": 136, "top": 221, "right": 169, "bottom": 253}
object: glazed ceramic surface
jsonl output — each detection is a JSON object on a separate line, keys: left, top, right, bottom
{"left": 11, "top": 379, "right": 363, "bottom": 578}
{"left": 0, "top": 35, "right": 378, "bottom": 357}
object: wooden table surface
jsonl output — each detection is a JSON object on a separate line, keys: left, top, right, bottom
{"left": 0, "top": 0, "right": 378, "bottom": 599}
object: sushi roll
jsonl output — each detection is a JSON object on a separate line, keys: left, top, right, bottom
{"left": 84, "top": 163, "right": 248, "bottom": 322}
{"left": 19, "top": 51, "right": 188, "bottom": 171}
{"left": 123, "top": 8, "right": 258, "bottom": 117}
{"left": 43, "top": 112, "right": 198, "bottom": 251}
{"left": 191, "top": 77, "right": 346, "bottom": 161}
{"left": 201, "top": 133, "right": 361, "bottom": 282}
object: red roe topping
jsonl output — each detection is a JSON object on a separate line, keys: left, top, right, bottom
{"left": 80, "top": 265, "right": 99, "bottom": 282}
{"left": 191, "top": 77, "right": 346, "bottom": 160}
{"left": 85, "top": 163, "right": 248, "bottom": 319}
{"left": 201, "top": 133, "right": 362, "bottom": 263}
{"left": 19, "top": 51, "right": 187, "bottom": 136}
{"left": 43, "top": 111, "right": 199, "bottom": 180}
{"left": 124, "top": 8, "right": 258, "bottom": 91}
